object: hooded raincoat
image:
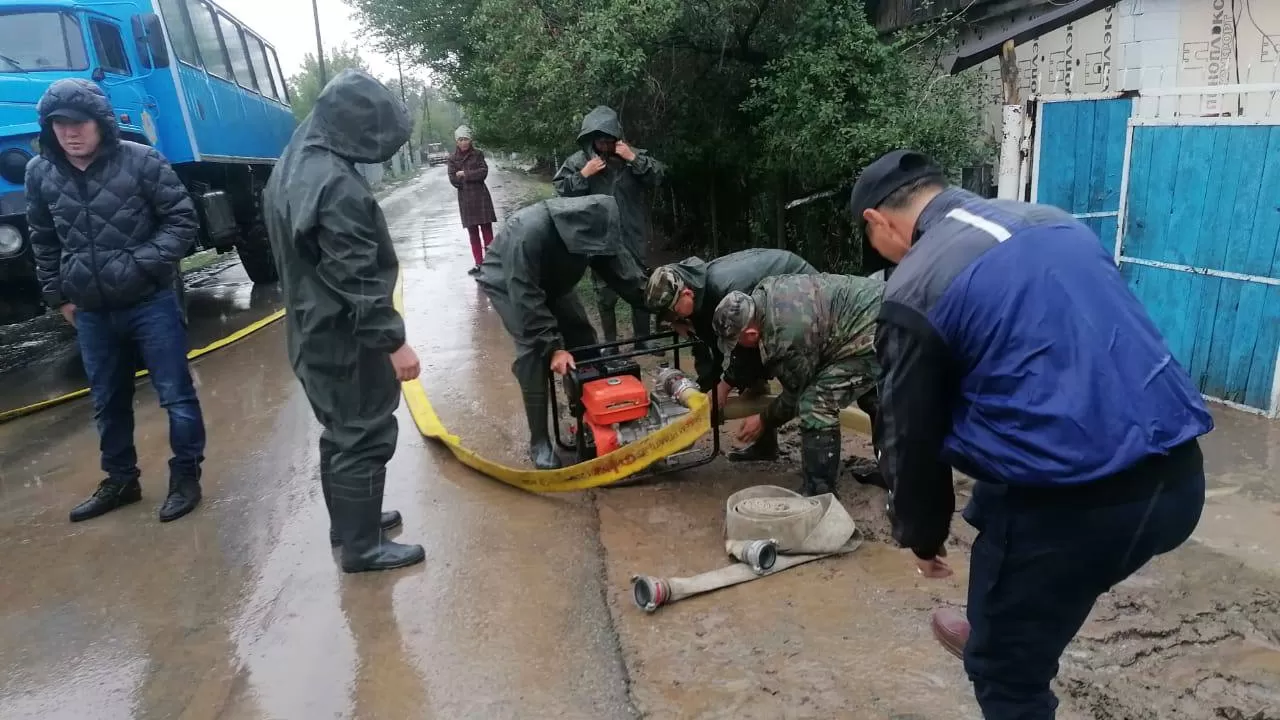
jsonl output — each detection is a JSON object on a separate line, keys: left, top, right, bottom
{"left": 477, "top": 195, "right": 647, "bottom": 394}
{"left": 662, "top": 249, "right": 818, "bottom": 391}
{"left": 262, "top": 69, "right": 411, "bottom": 488}
{"left": 553, "top": 107, "right": 664, "bottom": 336}
{"left": 552, "top": 106, "right": 664, "bottom": 260}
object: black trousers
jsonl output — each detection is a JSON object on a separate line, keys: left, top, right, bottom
{"left": 962, "top": 441, "right": 1206, "bottom": 719}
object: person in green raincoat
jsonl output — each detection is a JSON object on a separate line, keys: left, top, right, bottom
{"left": 263, "top": 69, "right": 424, "bottom": 574}
{"left": 477, "top": 195, "right": 649, "bottom": 469}
{"left": 553, "top": 106, "right": 665, "bottom": 351}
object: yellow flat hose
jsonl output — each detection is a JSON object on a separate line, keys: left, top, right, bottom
{"left": 0, "top": 308, "right": 286, "bottom": 425}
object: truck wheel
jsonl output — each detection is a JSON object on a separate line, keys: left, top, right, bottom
{"left": 236, "top": 225, "right": 278, "bottom": 284}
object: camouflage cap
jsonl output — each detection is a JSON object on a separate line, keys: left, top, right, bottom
{"left": 645, "top": 266, "right": 686, "bottom": 314}
{"left": 712, "top": 291, "right": 757, "bottom": 357}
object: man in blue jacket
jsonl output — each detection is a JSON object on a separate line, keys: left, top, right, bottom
{"left": 26, "top": 79, "right": 204, "bottom": 524}
{"left": 851, "top": 150, "right": 1212, "bottom": 719}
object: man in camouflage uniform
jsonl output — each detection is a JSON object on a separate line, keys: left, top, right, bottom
{"left": 644, "top": 249, "right": 817, "bottom": 461}
{"left": 712, "top": 273, "right": 885, "bottom": 496}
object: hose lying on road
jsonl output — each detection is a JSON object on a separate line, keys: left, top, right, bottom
{"left": 392, "top": 274, "right": 872, "bottom": 493}
{"left": 0, "top": 308, "right": 286, "bottom": 425}
{"left": 631, "top": 485, "right": 863, "bottom": 613}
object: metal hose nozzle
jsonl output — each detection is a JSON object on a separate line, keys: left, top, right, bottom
{"left": 733, "top": 538, "right": 778, "bottom": 575}
{"left": 655, "top": 368, "right": 699, "bottom": 405}
{"left": 631, "top": 575, "right": 671, "bottom": 613}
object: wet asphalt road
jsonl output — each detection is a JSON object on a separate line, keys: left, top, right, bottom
{"left": 1, "top": 166, "right": 1279, "bottom": 720}
{"left": 0, "top": 257, "right": 282, "bottom": 414}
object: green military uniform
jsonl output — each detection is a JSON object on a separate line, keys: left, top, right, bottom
{"left": 645, "top": 249, "right": 818, "bottom": 461}
{"left": 477, "top": 195, "right": 648, "bottom": 469}
{"left": 713, "top": 273, "right": 885, "bottom": 496}
{"left": 263, "top": 69, "right": 422, "bottom": 572}
{"left": 553, "top": 106, "right": 664, "bottom": 346}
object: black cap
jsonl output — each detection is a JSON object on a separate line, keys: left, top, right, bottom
{"left": 45, "top": 107, "right": 93, "bottom": 123}
{"left": 849, "top": 150, "right": 944, "bottom": 229}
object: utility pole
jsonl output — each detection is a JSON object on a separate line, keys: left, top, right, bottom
{"left": 396, "top": 50, "right": 413, "bottom": 164}
{"left": 420, "top": 91, "right": 429, "bottom": 155}
{"left": 312, "top": 0, "right": 327, "bottom": 87}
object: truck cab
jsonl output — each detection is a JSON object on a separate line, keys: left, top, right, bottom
{"left": 0, "top": 0, "right": 296, "bottom": 326}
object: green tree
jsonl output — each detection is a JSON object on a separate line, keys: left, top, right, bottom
{"left": 287, "top": 44, "right": 372, "bottom": 121}
{"left": 349, "top": 0, "right": 988, "bottom": 270}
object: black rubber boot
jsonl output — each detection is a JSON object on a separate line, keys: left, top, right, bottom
{"left": 523, "top": 391, "right": 563, "bottom": 470}
{"left": 631, "top": 308, "right": 662, "bottom": 356}
{"left": 799, "top": 429, "right": 842, "bottom": 498}
{"left": 320, "top": 440, "right": 405, "bottom": 544}
{"left": 727, "top": 425, "right": 779, "bottom": 462}
{"left": 599, "top": 306, "right": 618, "bottom": 344}
{"left": 334, "top": 470, "right": 425, "bottom": 573}
{"left": 70, "top": 477, "right": 142, "bottom": 523}
{"left": 849, "top": 457, "right": 888, "bottom": 489}
{"left": 158, "top": 471, "right": 202, "bottom": 523}
{"left": 330, "top": 511, "right": 403, "bottom": 546}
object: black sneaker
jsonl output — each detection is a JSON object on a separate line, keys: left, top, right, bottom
{"left": 467, "top": 265, "right": 481, "bottom": 276}
{"left": 70, "top": 478, "right": 142, "bottom": 523}
{"left": 158, "top": 475, "right": 202, "bottom": 523}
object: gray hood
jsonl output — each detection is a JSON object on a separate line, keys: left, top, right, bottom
{"left": 306, "top": 69, "right": 410, "bottom": 164}
{"left": 545, "top": 195, "right": 621, "bottom": 256}
{"left": 576, "top": 105, "right": 625, "bottom": 148}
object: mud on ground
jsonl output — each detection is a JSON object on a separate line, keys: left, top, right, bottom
{"left": 484, "top": 170, "right": 1280, "bottom": 719}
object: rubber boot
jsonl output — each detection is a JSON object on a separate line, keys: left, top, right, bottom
{"left": 727, "top": 425, "right": 779, "bottom": 462}
{"left": 631, "top": 308, "right": 662, "bottom": 356}
{"left": 320, "top": 443, "right": 403, "bottom": 545}
{"left": 329, "top": 511, "right": 403, "bottom": 546}
{"left": 523, "top": 391, "right": 563, "bottom": 470}
{"left": 598, "top": 305, "right": 619, "bottom": 356}
{"left": 799, "top": 428, "right": 842, "bottom": 498}
{"left": 333, "top": 469, "right": 425, "bottom": 573}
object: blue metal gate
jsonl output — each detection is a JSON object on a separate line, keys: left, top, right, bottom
{"left": 1034, "top": 98, "right": 1280, "bottom": 416}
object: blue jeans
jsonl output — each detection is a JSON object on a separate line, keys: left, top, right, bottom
{"left": 962, "top": 441, "right": 1206, "bottom": 719}
{"left": 76, "top": 290, "right": 206, "bottom": 482}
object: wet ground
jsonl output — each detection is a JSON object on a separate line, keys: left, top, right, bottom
{"left": 0, "top": 257, "right": 281, "bottom": 413}
{"left": 1, "top": 165, "right": 1278, "bottom": 719}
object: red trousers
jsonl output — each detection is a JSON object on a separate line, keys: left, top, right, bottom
{"left": 467, "top": 223, "right": 494, "bottom": 265}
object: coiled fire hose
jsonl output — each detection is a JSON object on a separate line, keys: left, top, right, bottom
{"left": 631, "top": 485, "right": 863, "bottom": 613}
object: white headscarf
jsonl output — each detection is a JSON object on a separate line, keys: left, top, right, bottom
{"left": 454, "top": 125, "right": 472, "bottom": 141}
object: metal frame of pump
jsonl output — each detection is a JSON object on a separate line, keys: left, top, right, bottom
{"left": 548, "top": 330, "right": 722, "bottom": 479}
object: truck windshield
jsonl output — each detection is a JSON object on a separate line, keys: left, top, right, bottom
{"left": 0, "top": 11, "right": 90, "bottom": 73}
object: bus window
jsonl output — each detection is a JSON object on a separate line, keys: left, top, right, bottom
{"left": 216, "top": 14, "right": 256, "bottom": 92}
{"left": 186, "top": 0, "right": 231, "bottom": 81}
{"left": 0, "top": 11, "right": 89, "bottom": 72}
{"left": 267, "top": 46, "right": 289, "bottom": 104}
{"left": 89, "top": 19, "right": 131, "bottom": 76}
{"left": 246, "top": 33, "right": 278, "bottom": 101}
{"left": 156, "top": 0, "right": 200, "bottom": 67}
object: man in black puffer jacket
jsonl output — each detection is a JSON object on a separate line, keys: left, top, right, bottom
{"left": 25, "top": 78, "right": 205, "bottom": 524}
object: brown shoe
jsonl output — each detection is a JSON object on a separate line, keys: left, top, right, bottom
{"left": 931, "top": 607, "right": 969, "bottom": 660}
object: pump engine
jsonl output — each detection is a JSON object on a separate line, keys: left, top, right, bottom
{"left": 563, "top": 358, "right": 700, "bottom": 462}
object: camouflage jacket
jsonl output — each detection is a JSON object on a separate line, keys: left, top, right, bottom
{"left": 754, "top": 274, "right": 885, "bottom": 426}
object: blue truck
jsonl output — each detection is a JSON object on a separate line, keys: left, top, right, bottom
{"left": 0, "top": 0, "right": 296, "bottom": 325}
